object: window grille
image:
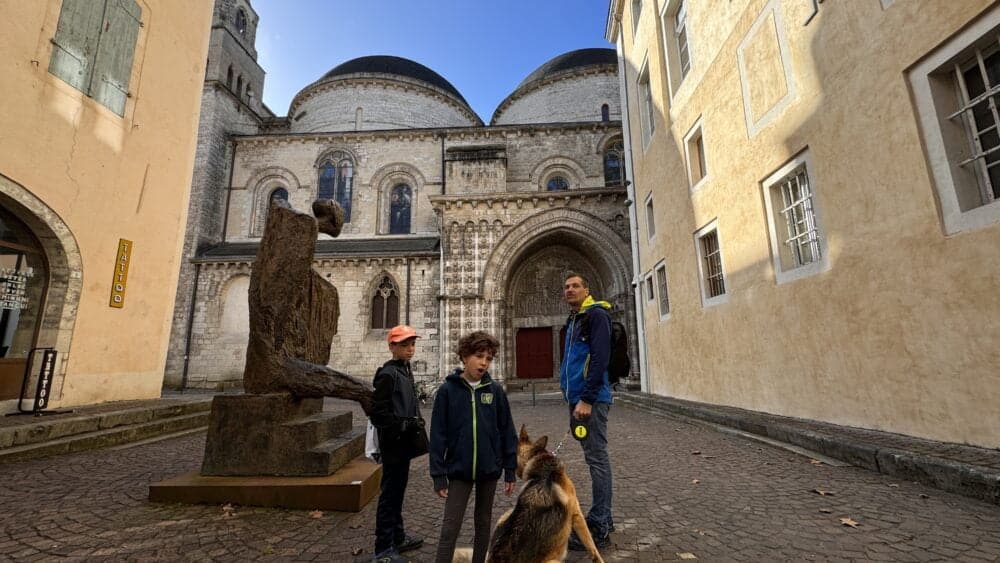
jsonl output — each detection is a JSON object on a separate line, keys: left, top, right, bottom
{"left": 676, "top": 0, "right": 691, "bottom": 81}
{"left": 773, "top": 167, "right": 821, "bottom": 268}
{"left": 700, "top": 230, "right": 725, "bottom": 298}
{"left": 952, "top": 42, "right": 1000, "bottom": 204}
{"left": 655, "top": 264, "right": 670, "bottom": 316}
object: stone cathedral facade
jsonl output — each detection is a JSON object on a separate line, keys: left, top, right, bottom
{"left": 165, "top": 0, "right": 634, "bottom": 390}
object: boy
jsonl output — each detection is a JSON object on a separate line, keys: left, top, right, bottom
{"left": 429, "top": 331, "right": 517, "bottom": 563}
{"left": 371, "top": 325, "right": 428, "bottom": 563}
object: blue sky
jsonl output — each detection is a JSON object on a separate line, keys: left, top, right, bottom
{"left": 252, "top": 1, "right": 613, "bottom": 123}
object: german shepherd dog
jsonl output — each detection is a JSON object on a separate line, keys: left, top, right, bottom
{"left": 467, "top": 425, "right": 605, "bottom": 563}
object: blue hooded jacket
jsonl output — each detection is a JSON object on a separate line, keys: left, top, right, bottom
{"left": 560, "top": 296, "right": 614, "bottom": 405}
{"left": 428, "top": 368, "right": 517, "bottom": 491}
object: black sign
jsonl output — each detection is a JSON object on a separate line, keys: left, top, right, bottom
{"left": 32, "top": 349, "right": 57, "bottom": 412}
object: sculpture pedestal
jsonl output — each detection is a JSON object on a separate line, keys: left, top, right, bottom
{"left": 149, "top": 457, "right": 381, "bottom": 511}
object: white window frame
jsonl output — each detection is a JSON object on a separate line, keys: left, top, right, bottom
{"left": 761, "top": 151, "right": 831, "bottom": 284}
{"left": 637, "top": 58, "right": 655, "bottom": 149}
{"left": 910, "top": 6, "right": 1000, "bottom": 235}
{"left": 659, "top": 0, "right": 693, "bottom": 100}
{"left": 683, "top": 116, "right": 709, "bottom": 191}
{"left": 644, "top": 192, "right": 656, "bottom": 240}
{"left": 653, "top": 260, "right": 670, "bottom": 320}
{"left": 693, "top": 220, "right": 728, "bottom": 308}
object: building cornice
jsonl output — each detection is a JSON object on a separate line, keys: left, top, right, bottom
{"left": 429, "top": 186, "right": 628, "bottom": 213}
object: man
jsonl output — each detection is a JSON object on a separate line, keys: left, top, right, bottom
{"left": 559, "top": 273, "right": 614, "bottom": 550}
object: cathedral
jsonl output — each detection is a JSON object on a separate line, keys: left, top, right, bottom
{"left": 164, "top": 0, "right": 634, "bottom": 390}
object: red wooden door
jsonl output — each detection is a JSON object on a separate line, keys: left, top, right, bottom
{"left": 516, "top": 327, "right": 553, "bottom": 379}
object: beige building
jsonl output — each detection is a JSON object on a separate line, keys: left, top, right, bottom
{"left": 609, "top": 0, "right": 1000, "bottom": 448}
{"left": 0, "top": 0, "right": 212, "bottom": 413}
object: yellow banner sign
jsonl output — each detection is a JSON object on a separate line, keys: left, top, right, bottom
{"left": 109, "top": 239, "right": 133, "bottom": 308}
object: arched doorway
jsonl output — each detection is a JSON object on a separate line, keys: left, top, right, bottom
{"left": 0, "top": 207, "right": 48, "bottom": 399}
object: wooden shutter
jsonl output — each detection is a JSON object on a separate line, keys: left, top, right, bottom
{"left": 49, "top": 0, "right": 106, "bottom": 92}
{"left": 92, "top": 0, "right": 142, "bottom": 115}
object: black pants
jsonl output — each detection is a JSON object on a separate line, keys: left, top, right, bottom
{"left": 434, "top": 478, "right": 498, "bottom": 563}
{"left": 374, "top": 459, "right": 411, "bottom": 553}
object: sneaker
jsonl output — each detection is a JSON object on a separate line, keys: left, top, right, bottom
{"left": 372, "top": 548, "right": 409, "bottom": 563}
{"left": 394, "top": 534, "right": 423, "bottom": 553}
{"left": 567, "top": 530, "right": 611, "bottom": 551}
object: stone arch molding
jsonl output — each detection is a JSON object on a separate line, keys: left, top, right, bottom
{"left": 247, "top": 167, "right": 301, "bottom": 236}
{"left": 0, "top": 173, "right": 84, "bottom": 402}
{"left": 528, "top": 156, "right": 587, "bottom": 190}
{"left": 595, "top": 130, "right": 624, "bottom": 155}
{"left": 370, "top": 163, "right": 425, "bottom": 234}
{"left": 480, "top": 207, "right": 632, "bottom": 301}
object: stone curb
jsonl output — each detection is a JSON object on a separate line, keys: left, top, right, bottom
{"left": 617, "top": 392, "right": 1000, "bottom": 506}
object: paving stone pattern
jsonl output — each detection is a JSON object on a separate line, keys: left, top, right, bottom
{"left": 1, "top": 397, "right": 999, "bottom": 562}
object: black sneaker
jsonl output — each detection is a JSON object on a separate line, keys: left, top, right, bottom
{"left": 567, "top": 530, "right": 610, "bottom": 551}
{"left": 372, "top": 548, "right": 409, "bottom": 563}
{"left": 394, "top": 534, "right": 423, "bottom": 553}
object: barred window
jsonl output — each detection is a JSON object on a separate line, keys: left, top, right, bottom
{"left": 655, "top": 262, "right": 670, "bottom": 317}
{"left": 644, "top": 272, "right": 655, "bottom": 302}
{"left": 371, "top": 276, "right": 399, "bottom": 330}
{"left": 695, "top": 222, "right": 726, "bottom": 305}
{"left": 953, "top": 43, "right": 1000, "bottom": 205}
{"left": 772, "top": 166, "right": 820, "bottom": 268}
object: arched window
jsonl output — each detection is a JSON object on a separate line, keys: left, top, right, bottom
{"left": 546, "top": 176, "right": 569, "bottom": 191}
{"left": 604, "top": 139, "right": 625, "bottom": 186}
{"left": 269, "top": 187, "right": 288, "bottom": 204}
{"left": 370, "top": 276, "right": 399, "bottom": 330}
{"left": 235, "top": 8, "right": 248, "bottom": 38}
{"left": 317, "top": 153, "right": 355, "bottom": 221}
{"left": 236, "top": 76, "right": 243, "bottom": 99}
{"left": 601, "top": 104, "right": 610, "bottom": 122}
{"left": 226, "top": 66, "right": 233, "bottom": 90}
{"left": 389, "top": 184, "right": 412, "bottom": 234}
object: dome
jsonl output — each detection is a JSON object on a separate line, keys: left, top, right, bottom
{"left": 320, "top": 56, "right": 469, "bottom": 106}
{"left": 491, "top": 48, "right": 620, "bottom": 126}
{"left": 288, "top": 55, "right": 480, "bottom": 133}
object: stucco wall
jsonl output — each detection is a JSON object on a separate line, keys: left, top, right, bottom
{"left": 619, "top": 0, "right": 999, "bottom": 447}
{"left": 0, "top": 0, "right": 212, "bottom": 408}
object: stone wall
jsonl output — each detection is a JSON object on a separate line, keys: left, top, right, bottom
{"left": 493, "top": 72, "right": 621, "bottom": 126}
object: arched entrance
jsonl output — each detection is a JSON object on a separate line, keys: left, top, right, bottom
{"left": 480, "top": 207, "right": 634, "bottom": 386}
{"left": 0, "top": 208, "right": 48, "bottom": 399}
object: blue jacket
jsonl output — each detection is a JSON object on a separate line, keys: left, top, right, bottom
{"left": 429, "top": 368, "right": 517, "bottom": 491}
{"left": 560, "top": 296, "right": 613, "bottom": 405}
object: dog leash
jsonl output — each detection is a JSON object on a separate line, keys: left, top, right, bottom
{"left": 550, "top": 430, "right": 570, "bottom": 457}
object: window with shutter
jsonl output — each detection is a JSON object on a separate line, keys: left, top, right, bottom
{"left": 49, "top": 0, "right": 142, "bottom": 116}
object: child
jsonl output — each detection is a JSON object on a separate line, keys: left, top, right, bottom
{"left": 429, "top": 331, "right": 518, "bottom": 563}
{"left": 371, "top": 325, "right": 428, "bottom": 563}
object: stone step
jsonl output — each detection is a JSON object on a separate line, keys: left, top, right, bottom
{"left": 279, "top": 411, "right": 352, "bottom": 446}
{"left": 0, "top": 411, "right": 210, "bottom": 463}
{"left": 309, "top": 426, "right": 366, "bottom": 475}
{"left": 0, "top": 399, "right": 212, "bottom": 450}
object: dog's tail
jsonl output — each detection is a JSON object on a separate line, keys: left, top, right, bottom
{"left": 452, "top": 547, "right": 473, "bottom": 563}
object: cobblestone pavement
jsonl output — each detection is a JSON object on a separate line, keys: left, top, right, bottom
{"left": 1, "top": 396, "right": 999, "bottom": 562}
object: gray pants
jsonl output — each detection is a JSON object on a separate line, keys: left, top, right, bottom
{"left": 434, "top": 478, "right": 498, "bottom": 563}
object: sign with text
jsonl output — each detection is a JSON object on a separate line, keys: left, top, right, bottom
{"left": 109, "top": 239, "right": 133, "bottom": 308}
{"left": 0, "top": 266, "right": 33, "bottom": 311}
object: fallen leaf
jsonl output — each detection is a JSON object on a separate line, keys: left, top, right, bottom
{"left": 840, "top": 517, "right": 860, "bottom": 528}
{"left": 819, "top": 508, "right": 833, "bottom": 514}
{"left": 810, "top": 459, "right": 823, "bottom": 466}
{"left": 691, "top": 479, "right": 700, "bottom": 485}
{"left": 351, "top": 547, "right": 364, "bottom": 556}
{"left": 919, "top": 493, "right": 930, "bottom": 499}
{"left": 691, "top": 451, "right": 701, "bottom": 455}
{"left": 887, "top": 484, "right": 899, "bottom": 488}
{"left": 812, "top": 489, "right": 835, "bottom": 496}
{"left": 703, "top": 455, "right": 716, "bottom": 459}
{"left": 678, "top": 553, "right": 698, "bottom": 560}
{"left": 309, "top": 510, "right": 323, "bottom": 519}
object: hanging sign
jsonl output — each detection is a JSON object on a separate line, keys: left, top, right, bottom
{"left": 109, "top": 239, "right": 133, "bottom": 308}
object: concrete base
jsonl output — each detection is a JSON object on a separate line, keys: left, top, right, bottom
{"left": 149, "top": 457, "right": 382, "bottom": 512}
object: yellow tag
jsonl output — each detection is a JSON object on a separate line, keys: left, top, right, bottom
{"left": 573, "top": 423, "right": 588, "bottom": 440}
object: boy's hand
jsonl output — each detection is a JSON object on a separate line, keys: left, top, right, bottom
{"left": 503, "top": 481, "right": 515, "bottom": 496}
{"left": 436, "top": 488, "right": 448, "bottom": 499}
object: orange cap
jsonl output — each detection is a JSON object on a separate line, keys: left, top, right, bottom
{"left": 387, "top": 324, "right": 419, "bottom": 344}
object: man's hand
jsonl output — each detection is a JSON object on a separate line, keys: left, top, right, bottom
{"left": 573, "top": 401, "right": 593, "bottom": 421}
{"left": 436, "top": 488, "right": 448, "bottom": 499}
{"left": 503, "top": 481, "right": 515, "bottom": 496}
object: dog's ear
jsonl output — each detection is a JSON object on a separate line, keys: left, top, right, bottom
{"left": 519, "top": 424, "right": 530, "bottom": 442}
{"left": 534, "top": 435, "right": 548, "bottom": 451}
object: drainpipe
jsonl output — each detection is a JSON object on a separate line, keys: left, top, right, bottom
{"left": 180, "top": 262, "right": 202, "bottom": 391}
{"left": 615, "top": 24, "right": 649, "bottom": 393}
